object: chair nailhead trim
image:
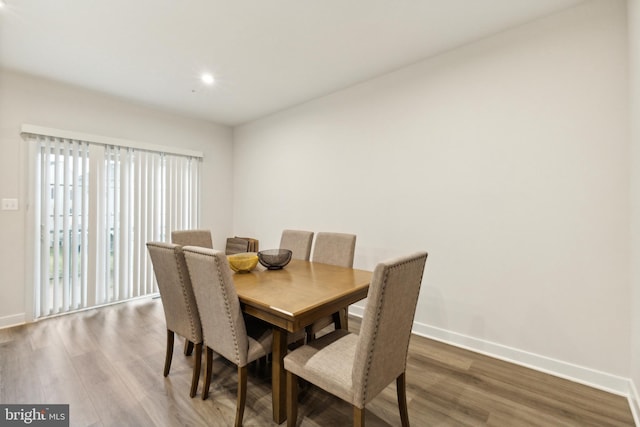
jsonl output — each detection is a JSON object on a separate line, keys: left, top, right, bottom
{"left": 212, "top": 252, "right": 241, "bottom": 363}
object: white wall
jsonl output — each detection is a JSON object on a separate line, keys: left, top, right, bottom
{"left": 0, "top": 69, "right": 234, "bottom": 326}
{"left": 234, "top": 0, "right": 631, "bottom": 391}
{"left": 629, "top": 0, "right": 640, "bottom": 418}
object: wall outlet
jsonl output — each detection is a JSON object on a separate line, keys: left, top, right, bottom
{"left": 1, "top": 198, "right": 19, "bottom": 211}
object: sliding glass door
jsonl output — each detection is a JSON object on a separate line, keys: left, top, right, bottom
{"left": 28, "top": 134, "right": 200, "bottom": 318}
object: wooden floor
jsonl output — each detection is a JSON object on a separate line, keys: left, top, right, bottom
{"left": 0, "top": 298, "right": 634, "bottom": 427}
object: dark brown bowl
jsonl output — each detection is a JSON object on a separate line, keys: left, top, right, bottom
{"left": 257, "top": 249, "right": 292, "bottom": 270}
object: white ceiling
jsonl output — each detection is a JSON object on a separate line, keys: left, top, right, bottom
{"left": 0, "top": 0, "right": 584, "bottom": 126}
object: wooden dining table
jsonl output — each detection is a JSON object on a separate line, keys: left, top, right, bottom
{"left": 233, "top": 259, "right": 373, "bottom": 423}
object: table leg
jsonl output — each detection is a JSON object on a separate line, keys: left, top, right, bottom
{"left": 334, "top": 308, "right": 349, "bottom": 330}
{"left": 272, "top": 327, "right": 288, "bottom": 423}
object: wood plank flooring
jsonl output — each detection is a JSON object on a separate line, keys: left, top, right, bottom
{"left": 0, "top": 298, "right": 634, "bottom": 426}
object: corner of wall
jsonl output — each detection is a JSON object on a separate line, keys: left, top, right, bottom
{"left": 629, "top": 379, "right": 640, "bottom": 426}
{"left": 629, "top": 0, "right": 640, "bottom": 424}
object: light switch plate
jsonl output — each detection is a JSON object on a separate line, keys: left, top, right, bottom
{"left": 1, "top": 198, "right": 18, "bottom": 210}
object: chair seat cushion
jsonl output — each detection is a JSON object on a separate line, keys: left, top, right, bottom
{"left": 245, "top": 315, "right": 274, "bottom": 364}
{"left": 284, "top": 329, "right": 357, "bottom": 404}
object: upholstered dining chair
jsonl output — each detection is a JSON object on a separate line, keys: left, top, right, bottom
{"left": 280, "top": 229, "right": 314, "bottom": 261}
{"left": 308, "top": 232, "right": 357, "bottom": 337}
{"left": 284, "top": 251, "right": 428, "bottom": 427}
{"left": 171, "top": 229, "right": 214, "bottom": 355}
{"left": 146, "top": 242, "right": 203, "bottom": 398}
{"left": 182, "top": 246, "right": 273, "bottom": 427}
{"left": 311, "top": 232, "right": 356, "bottom": 268}
{"left": 171, "top": 229, "right": 213, "bottom": 249}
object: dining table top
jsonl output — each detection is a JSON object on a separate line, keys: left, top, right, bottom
{"left": 233, "top": 259, "right": 373, "bottom": 333}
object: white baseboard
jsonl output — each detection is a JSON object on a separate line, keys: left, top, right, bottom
{"left": 0, "top": 313, "right": 26, "bottom": 330}
{"left": 413, "top": 321, "right": 631, "bottom": 396}
{"left": 349, "top": 305, "right": 633, "bottom": 399}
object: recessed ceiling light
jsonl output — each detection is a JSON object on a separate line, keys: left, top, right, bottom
{"left": 0, "top": 1, "right": 6, "bottom": 9}
{"left": 201, "top": 73, "right": 215, "bottom": 85}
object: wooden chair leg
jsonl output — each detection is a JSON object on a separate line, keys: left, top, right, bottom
{"left": 397, "top": 372, "right": 410, "bottom": 427}
{"left": 189, "top": 342, "right": 202, "bottom": 398}
{"left": 286, "top": 371, "right": 298, "bottom": 427}
{"left": 235, "top": 366, "right": 248, "bottom": 427}
{"left": 353, "top": 406, "right": 365, "bottom": 427}
{"left": 202, "top": 347, "right": 214, "bottom": 400}
{"left": 184, "top": 339, "right": 194, "bottom": 356}
{"left": 164, "top": 329, "right": 174, "bottom": 377}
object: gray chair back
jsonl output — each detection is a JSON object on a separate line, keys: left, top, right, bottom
{"left": 146, "top": 242, "right": 202, "bottom": 344}
{"left": 352, "top": 251, "right": 427, "bottom": 407}
{"left": 171, "top": 229, "right": 213, "bottom": 248}
{"left": 312, "top": 232, "right": 356, "bottom": 267}
{"left": 280, "top": 229, "right": 314, "bottom": 261}
{"left": 183, "top": 246, "right": 250, "bottom": 366}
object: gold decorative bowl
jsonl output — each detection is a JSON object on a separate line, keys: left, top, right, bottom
{"left": 227, "top": 253, "right": 259, "bottom": 273}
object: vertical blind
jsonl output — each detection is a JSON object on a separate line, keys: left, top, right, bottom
{"left": 28, "top": 132, "right": 201, "bottom": 318}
